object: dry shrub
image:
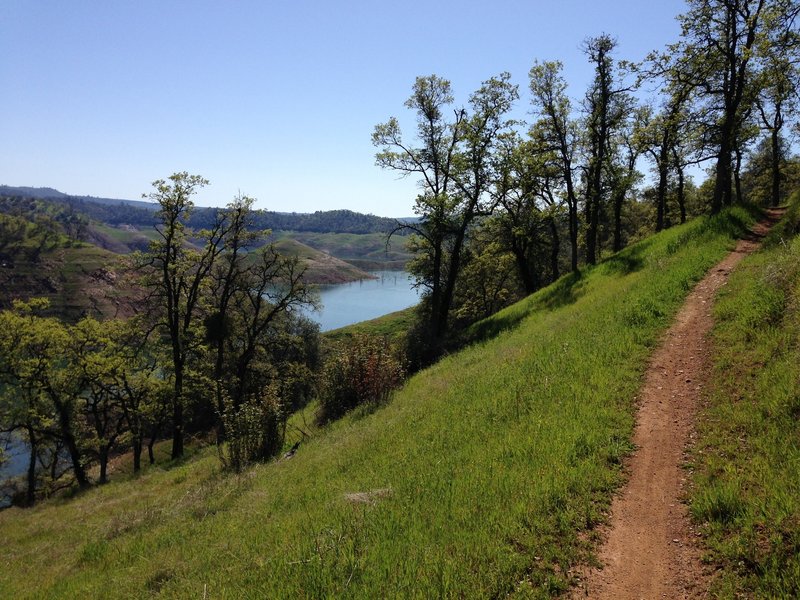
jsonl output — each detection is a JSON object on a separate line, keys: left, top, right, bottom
{"left": 317, "top": 335, "right": 405, "bottom": 423}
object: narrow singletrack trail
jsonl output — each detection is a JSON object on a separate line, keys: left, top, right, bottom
{"left": 572, "top": 209, "right": 785, "bottom": 599}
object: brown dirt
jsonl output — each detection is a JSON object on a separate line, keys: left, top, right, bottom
{"left": 571, "top": 209, "right": 785, "bottom": 599}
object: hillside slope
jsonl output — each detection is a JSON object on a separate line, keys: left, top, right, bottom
{"left": 272, "top": 238, "right": 374, "bottom": 284}
{"left": 282, "top": 231, "right": 412, "bottom": 271}
{"left": 0, "top": 208, "right": 758, "bottom": 598}
{"left": 689, "top": 200, "right": 800, "bottom": 598}
{"left": 0, "top": 216, "right": 137, "bottom": 320}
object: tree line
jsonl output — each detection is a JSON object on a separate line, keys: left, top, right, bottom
{"left": 373, "top": 0, "right": 800, "bottom": 364}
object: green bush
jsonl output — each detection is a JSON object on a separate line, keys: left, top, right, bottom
{"left": 220, "top": 387, "right": 284, "bottom": 472}
{"left": 317, "top": 335, "right": 405, "bottom": 423}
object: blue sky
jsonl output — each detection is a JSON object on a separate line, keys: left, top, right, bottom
{"left": 1, "top": 1, "right": 687, "bottom": 217}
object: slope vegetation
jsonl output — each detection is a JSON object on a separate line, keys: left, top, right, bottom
{"left": 0, "top": 208, "right": 756, "bottom": 598}
{"left": 690, "top": 199, "right": 800, "bottom": 597}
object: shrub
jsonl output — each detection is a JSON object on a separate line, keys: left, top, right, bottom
{"left": 220, "top": 386, "right": 284, "bottom": 472}
{"left": 317, "top": 335, "right": 405, "bottom": 423}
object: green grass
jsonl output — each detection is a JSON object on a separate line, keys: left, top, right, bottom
{"left": 0, "top": 208, "right": 755, "bottom": 598}
{"left": 88, "top": 222, "right": 159, "bottom": 251}
{"left": 690, "top": 198, "right": 800, "bottom": 598}
{"left": 324, "top": 306, "right": 417, "bottom": 344}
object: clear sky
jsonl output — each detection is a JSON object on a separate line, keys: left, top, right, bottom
{"left": 1, "top": 1, "right": 688, "bottom": 217}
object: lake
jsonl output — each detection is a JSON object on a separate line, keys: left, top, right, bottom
{"left": 1, "top": 432, "right": 29, "bottom": 482}
{"left": 306, "top": 270, "right": 420, "bottom": 332}
{"left": 1, "top": 432, "right": 29, "bottom": 506}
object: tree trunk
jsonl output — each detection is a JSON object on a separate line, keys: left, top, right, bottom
{"left": 171, "top": 367, "right": 184, "bottom": 459}
{"left": 438, "top": 223, "right": 469, "bottom": 338}
{"left": 25, "top": 425, "right": 37, "bottom": 507}
{"left": 148, "top": 437, "right": 156, "bottom": 465}
{"left": 585, "top": 193, "right": 601, "bottom": 265}
{"left": 672, "top": 147, "right": 686, "bottom": 224}
{"left": 52, "top": 397, "right": 89, "bottom": 488}
{"left": 655, "top": 150, "right": 669, "bottom": 231}
{"left": 133, "top": 438, "right": 142, "bottom": 473}
{"left": 65, "top": 433, "right": 89, "bottom": 488}
{"left": 734, "top": 146, "right": 743, "bottom": 205}
{"left": 214, "top": 368, "right": 226, "bottom": 444}
{"left": 549, "top": 217, "right": 560, "bottom": 282}
{"left": 511, "top": 239, "right": 537, "bottom": 294}
{"left": 612, "top": 189, "right": 624, "bottom": 253}
{"left": 98, "top": 447, "right": 108, "bottom": 484}
{"left": 771, "top": 126, "right": 781, "bottom": 207}
{"left": 556, "top": 125, "right": 578, "bottom": 273}
{"left": 712, "top": 127, "right": 733, "bottom": 213}
{"left": 568, "top": 201, "right": 579, "bottom": 273}
{"left": 428, "top": 238, "right": 444, "bottom": 344}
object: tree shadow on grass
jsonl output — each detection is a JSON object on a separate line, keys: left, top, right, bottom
{"left": 457, "top": 238, "right": 657, "bottom": 350}
{"left": 459, "top": 270, "right": 588, "bottom": 348}
{"left": 599, "top": 241, "right": 652, "bottom": 277}
{"left": 538, "top": 270, "right": 587, "bottom": 310}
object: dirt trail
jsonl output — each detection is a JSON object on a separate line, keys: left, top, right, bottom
{"left": 572, "top": 209, "right": 785, "bottom": 599}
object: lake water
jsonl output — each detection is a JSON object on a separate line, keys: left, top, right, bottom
{"left": 1, "top": 432, "right": 29, "bottom": 482}
{"left": 1, "top": 433, "right": 70, "bottom": 507}
{"left": 307, "top": 270, "right": 420, "bottom": 332}
{"left": 1, "top": 432, "right": 29, "bottom": 506}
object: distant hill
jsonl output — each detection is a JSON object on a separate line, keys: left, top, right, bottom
{"left": 0, "top": 200, "right": 378, "bottom": 316}
{"left": 0, "top": 186, "right": 68, "bottom": 199}
{"left": 0, "top": 211, "right": 140, "bottom": 320}
{"left": 0, "top": 185, "right": 408, "bottom": 234}
{"left": 0, "top": 186, "right": 156, "bottom": 210}
{"left": 0, "top": 187, "right": 412, "bottom": 286}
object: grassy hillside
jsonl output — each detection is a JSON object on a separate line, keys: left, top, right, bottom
{"left": 80, "top": 224, "right": 376, "bottom": 285}
{"left": 690, "top": 199, "right": 800, "bottom": 597}
{"left": 324, "top": 306, "right": 417, "bottom": 343}
{"left": 0, "top": 225, "right": 373, "bottom": 321}
{"left": 284, "top": 231, "right": 412, "bottom": 271}
{"left": 271, "top": 238, "right": 373, "bottom": 284}
{"left": 0, "top": 196, "right": 396, "bottom": 285}
{"left": 0, "top": 215, "right": 136, "bottom": 320}
{"left": 0, "top": 207, "right": 756, "bottom": 598}
{"left": 85, "top": 222, "right": 159, "bottom": 253}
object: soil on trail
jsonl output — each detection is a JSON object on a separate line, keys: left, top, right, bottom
{"left": 571, "top": 209, "right": 785, "bottom": 599}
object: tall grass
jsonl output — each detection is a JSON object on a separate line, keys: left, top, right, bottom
{"left": 0, "top": 208, "right": 754, "bottom": 598}
{"left": 690, "top": 198, "right": 800, "bottom": 598}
